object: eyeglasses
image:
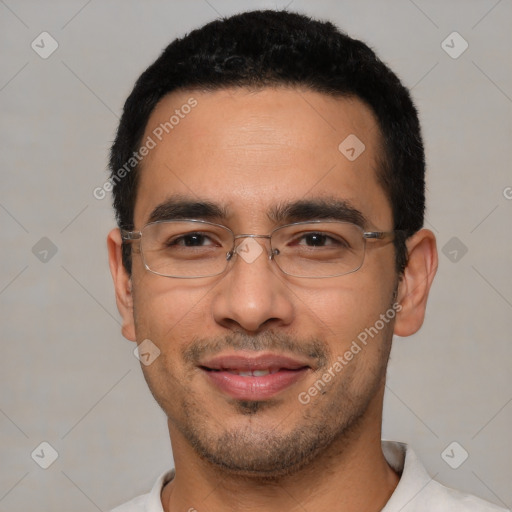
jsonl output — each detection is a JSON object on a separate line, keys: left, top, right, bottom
{"left": 121, "top": 219, "right": 397, "bottom": 279}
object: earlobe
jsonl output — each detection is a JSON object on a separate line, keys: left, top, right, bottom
{"left": 394, "top": 229, "right": 438, "bottom": 337}
{"left": 107, "top": 228, "right": 137, "bottom": 342}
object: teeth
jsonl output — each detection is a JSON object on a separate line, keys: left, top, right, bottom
{"left": 228, "top": 369, "right": 275, "bottom": 376}
{"left": 252, "top": 370, "right": 270, "bottom": 377}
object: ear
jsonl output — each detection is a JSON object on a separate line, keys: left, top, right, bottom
{"left": 394, "top": 229, "right": 438, "bottom": 337}
{"left": 107, "top": 228, "right": 136, "bottom": 342}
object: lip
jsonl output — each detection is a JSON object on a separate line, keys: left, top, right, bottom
{"left": 199, "top": 352, "right": 311, "bottom": 401}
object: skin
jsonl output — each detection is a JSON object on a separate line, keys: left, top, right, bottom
{"left": 108, "top": 87, "right": 438, "bottom": 512}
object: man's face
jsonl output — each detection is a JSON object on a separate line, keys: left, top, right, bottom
{"left": 123, "top": 88, "right": 400, "bottom": 476}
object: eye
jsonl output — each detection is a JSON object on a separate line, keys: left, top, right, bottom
{"left": 167, "top": 232, "right": 217, "bottom": 247}
{"left": 295, "top": 232, "right": 349, "bottom": 248}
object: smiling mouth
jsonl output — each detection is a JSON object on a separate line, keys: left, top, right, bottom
{"left": 203, "top": 367, "right": 305, "bottom": 376}
{"left": 199, "top": 352, "right": 312, "bottom": 400}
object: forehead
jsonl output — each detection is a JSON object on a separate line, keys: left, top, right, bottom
{"left": 134, "top": 87, "right": 391, "bottom": 229}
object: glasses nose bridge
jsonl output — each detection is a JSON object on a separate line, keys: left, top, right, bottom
{"left": 229, "top": 233, "right": 275, "bottom": 261}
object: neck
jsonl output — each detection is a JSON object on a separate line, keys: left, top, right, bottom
{"left": 161, "top": 391, "right": 399, "bottom": 512}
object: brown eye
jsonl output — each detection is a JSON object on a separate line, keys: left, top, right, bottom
{"left": 295, "top": 232, "right": 349, "bottom": 248}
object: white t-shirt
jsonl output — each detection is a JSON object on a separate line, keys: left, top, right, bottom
{"left": 110, "top": 441, "right": 509, "bottom": 512}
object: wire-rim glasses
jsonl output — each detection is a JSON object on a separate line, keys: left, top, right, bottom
{"left": 121, "top": 219, "right": 397, "bottom": 279}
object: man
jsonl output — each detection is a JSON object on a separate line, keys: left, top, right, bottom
{"left": 106, "top": 10, "right": 507, "bottom": 512}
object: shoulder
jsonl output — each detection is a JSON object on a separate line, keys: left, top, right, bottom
{"left": 108, "top": 470, "right": 174, "bottom": 512}
{"left": 382, "top": 441, "right": 509, "bottom": 512}
{"left": 415, "top": 479, "right": 509, "bottom": 511}
{"left": 109, "top": 493, "right": 148, "bottom": 512}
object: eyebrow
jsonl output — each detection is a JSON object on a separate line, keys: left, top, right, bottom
{"left": 268, "top": 198, "right": 367, "bottom": 228}
{"left": 147, "top": 195, "right": 229, "bottom": 224}
{"left": 147, "top": 195, "right": 367, "bottom": 229}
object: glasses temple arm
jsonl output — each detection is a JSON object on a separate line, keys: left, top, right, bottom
{"left": 120, "top": 229, "right": 142, "bottom": 241}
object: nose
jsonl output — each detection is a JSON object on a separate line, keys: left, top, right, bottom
{"left": 211, "top": 237, "right": 295, "bottom": 333}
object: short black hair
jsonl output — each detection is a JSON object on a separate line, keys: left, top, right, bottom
{"left": 110, "top": 9, "right": 425, "bottom": 275}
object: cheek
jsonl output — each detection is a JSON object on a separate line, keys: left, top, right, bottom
{"left": 297, "top": 274, "right": 392, "bottom": 330}
{"left": 132, "top": 272, "right": 216, "bottom": 342}
{"left": 311, "top": 281, "right": 395, "bottom": 383}
{"left": 132, "top": 280, "right": 213, "bottom": 401}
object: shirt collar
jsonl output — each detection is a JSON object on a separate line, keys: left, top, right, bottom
{"left": 145, "top": 469, "right": 174, "bottom": 512}
{"left": 381, "top": 440, "right": 436, "bottom": 511}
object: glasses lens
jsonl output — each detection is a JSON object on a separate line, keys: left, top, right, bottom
{"left": 271, "top": 222, "right": 365, "bottom": 278}
{"left": 141, "top": 221, "right": 232, "bottom": 277}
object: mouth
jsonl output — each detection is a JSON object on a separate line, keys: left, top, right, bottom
{"left": 199, "top": 352, "right": 312, "bottom": 401}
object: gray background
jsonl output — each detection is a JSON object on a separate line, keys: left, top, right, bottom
{"left": 1, "top": 0, "right": 511, "bottom": 510}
